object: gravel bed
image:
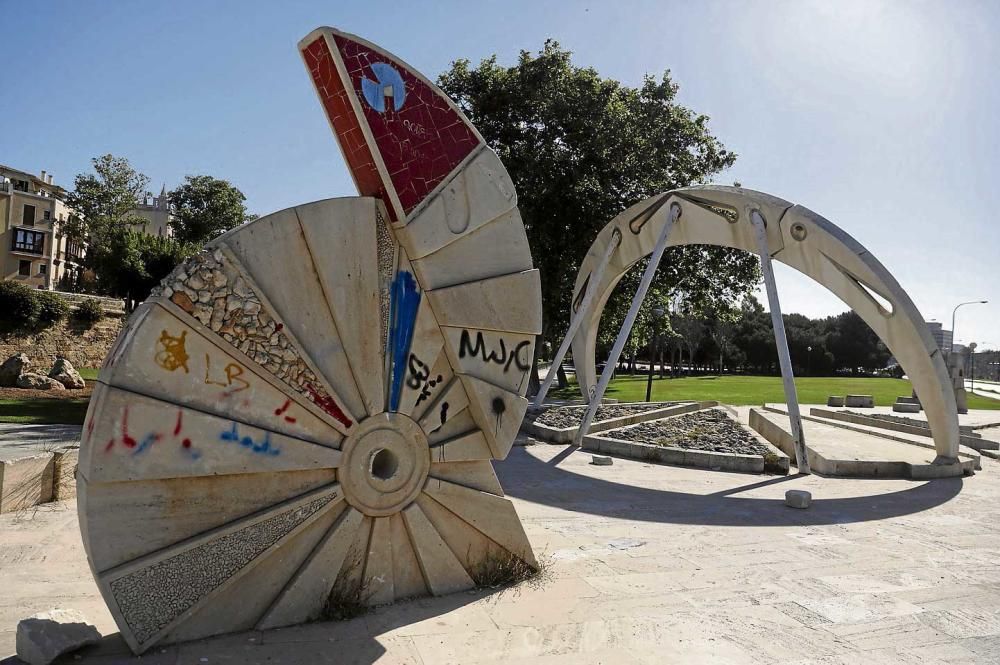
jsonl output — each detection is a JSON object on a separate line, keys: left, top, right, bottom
{"left": 533, "top": 402, "right": 678, "bottom": 429}
{"left": 605, "top": 409, "right": 771, "bottom": 456}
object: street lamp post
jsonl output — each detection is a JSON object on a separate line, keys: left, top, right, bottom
{"left": 951, "top": 300, "right": 988, "bottom": 355}
{"left": 806, "top": 346, "right": 812, "bottom": 377}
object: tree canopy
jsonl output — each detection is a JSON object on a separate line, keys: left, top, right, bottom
{"left": 64, "top": 155, "right": 196, "bottom": 304}
{"left": 438, "top": 41, "right": 760, "bottom": 375}
{"left": 64, "top": 154, "right": 149, "bottom": 248}
{"left": 168, "top": 175, "right": 254, "bottom": 245}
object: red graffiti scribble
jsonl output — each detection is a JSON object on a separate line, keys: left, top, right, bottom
{"left": 182, "top": 438, "right": 192, "bottom": 448}
{"left": 104, "top": 439, "right": 114, "bottom": 453}
{"left": 304, "top": 384, "right": 352, "bottom": 428}
{"left": 275, "top": 322, "right": 283, "bottom": 332}
{"left": 173, "top": 411, "right": 183, "bottom": 436}
{"left": 121, "top": 407, "right": 137, "bottom": 448}
{"left": 274, "top": 400, "right": 298, "bottom": 424}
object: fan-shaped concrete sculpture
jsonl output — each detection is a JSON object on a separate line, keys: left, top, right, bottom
{"left": 78, "top": 27, "right": 539, "bottom": 654}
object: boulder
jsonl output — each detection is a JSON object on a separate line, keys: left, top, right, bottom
{"left": 591, "top": 455, "right": 614, "bottom": 466}
{"left": 16, "top": 373, "right": 65, "bottom": 391}
{"left": 785, "top": 489, "right": 812, "bottom": 509}
{"left": 16, "top": 608, "right": 101, "bottom": 665}
{"left": 48, "top": 357, "right": 86, "bottom": 389}
{"left": 0, "top": 353, "right": 30, "bottom": 387}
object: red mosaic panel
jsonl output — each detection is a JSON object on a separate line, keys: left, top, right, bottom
{"left": 333, "top": 34, "right": 482, "bottom": 218}
{"left": 302, "top": 36, "right": 397, "bottom": 222}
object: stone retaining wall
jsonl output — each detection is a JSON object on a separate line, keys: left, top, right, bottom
{"left": 0, "top": 298, "right": 125, "bottom": 369}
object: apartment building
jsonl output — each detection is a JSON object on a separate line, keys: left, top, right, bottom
{"left": 0, "top": 164, "right": 82, "bottom": 290}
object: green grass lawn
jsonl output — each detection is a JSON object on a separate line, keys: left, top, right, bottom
{"left": 551, "top": 373, "right": 1000, "bottom": 410}
{"left": 0, "top": 397, "right": 91, "bottom": 425}
{"left": 0, "top": 367, "right": 100, "bottom": 425}
{"left": 2, "top": 370, "right": 998, "bottom": 426}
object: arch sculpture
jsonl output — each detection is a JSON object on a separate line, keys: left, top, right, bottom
{"left": 78, "top": 27, "right": 539, "bottom": 653}
{"left": 568, "top": 186, "right": 960, "bottom": 461}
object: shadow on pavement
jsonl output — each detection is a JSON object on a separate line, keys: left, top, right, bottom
{"left": 498, "top": 445, "right": 964, "bottom": 527}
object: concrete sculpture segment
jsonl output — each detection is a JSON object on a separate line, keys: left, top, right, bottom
{"left": 569, "top": 186, "right": 960, "bottom": 461}
{"left": 77, "top": 27, "right": 539, "bottom": 654}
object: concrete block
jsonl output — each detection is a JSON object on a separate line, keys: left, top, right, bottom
{"left": 845, "top": 394, "right": 875, "bottom": 408}
{"left": 52, "top": 447, "right": 78, "bottom": 501}
{"left": 826, "top": 396, "right": 845, "bottom": 407}
{"left": 16, "top": 608, "right": 101, "bottom": 665}
{"left": 0, "top": 452, "right": 54, "bottom": 513}
{"left": 785, "top": 490, "right": 811, "bottom": 509}
{"left": 893, "top": 402, "right": 921, "bottom": 414}
{"left": 591, "top": 455, "right": 613, "bottom": 466}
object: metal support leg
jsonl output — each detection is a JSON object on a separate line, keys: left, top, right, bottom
{"left": 533, "top": 229, "right": 621, "bottom": 409}
{"left": 750, "top": 210, "right": 811, "bottom": 474}
{"left": 574, "top": 203, "right": 681, "bottom": 446}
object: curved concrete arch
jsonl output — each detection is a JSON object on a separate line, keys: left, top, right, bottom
{"left": 570, "top": 185, "right": 959, "bottom": 459}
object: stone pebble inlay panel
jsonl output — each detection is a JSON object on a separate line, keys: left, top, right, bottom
{"left": 109, "top": 493, "right": 335, "bottom": 645}
{"left": 154, "top": 249, "right": 351, "bottom": 428}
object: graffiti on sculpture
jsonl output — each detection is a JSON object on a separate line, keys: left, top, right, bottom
{"left": 155, "top": 330, "right": 190, "bottom": 373}
{"left": 458, "top": 330, "right": 531, "bottom": 374}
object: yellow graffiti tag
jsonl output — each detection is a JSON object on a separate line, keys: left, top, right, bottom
{"left": 204, "top": 354, "right": 250, "bottom": 394}
{"left": 155, "top": 329, "right": 190, "bottom": 373}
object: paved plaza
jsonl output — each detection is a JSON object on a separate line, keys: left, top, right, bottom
{"left": 4, "top": 433, "right": 1000, "bottom": 664}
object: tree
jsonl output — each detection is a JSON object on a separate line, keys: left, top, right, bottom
{"left": 169, "top": 175, "right": 254, "bottom": 246}
{"left": 438, "top": 42, "right": 760, "bottom": 391}
{"left": 65, "top": 154, "right": 149, "bottom": 248}
{"left": 85, "top": 230, "right": 195, "bottom": 306}
{"left": 64, "top": 155, "right": 152, "bottom": 298}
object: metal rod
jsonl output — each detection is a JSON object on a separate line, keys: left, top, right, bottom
{"left": 533, "top": 229, "right": 621, "bottom": 409}
{"left": 750, "top": 210, "right": 810, "bottom": 474}
{"left": 574, "top": 203, "right": 681, "bottom": 446}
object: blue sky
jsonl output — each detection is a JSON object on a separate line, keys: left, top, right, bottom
{"left": 3, "top": 0, "right": 997, "bottom": 347}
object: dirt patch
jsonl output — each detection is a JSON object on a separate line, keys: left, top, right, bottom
{"left": 0, "top": 384, "right": 93, "bottom": 400}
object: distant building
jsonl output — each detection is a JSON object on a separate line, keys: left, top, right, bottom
{"left": 0, "top": 164, "right": 83, "bottom": 290}
{"left": 132, "top": 185, "right": 174, "bottom": 238}
{"left": 926, "top": 322, "right": 953, "bottom": 354}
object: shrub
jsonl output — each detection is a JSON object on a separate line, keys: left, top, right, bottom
{"left": 0, "top": 281, "right": 41, "bottom": 333}
{"left": 34, "top": 291, "right": 70, "bottom": 327}
{"left": 73, "top": 298, "right": 105, "bottom": 325}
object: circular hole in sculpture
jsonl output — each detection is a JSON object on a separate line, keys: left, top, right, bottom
{"left": 370, "top": 448, "right": 399, "bottom": 481}
{"left": 791, "top": 223, "right": 808, "bottom": 241}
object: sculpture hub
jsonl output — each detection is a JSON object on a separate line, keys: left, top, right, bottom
{"left": 339, "top": 413, "right": 428, "bottom": 517}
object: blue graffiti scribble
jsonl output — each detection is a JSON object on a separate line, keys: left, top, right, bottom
{"left": 388, "top": 271, "right": 421, "bottom": 412}
{"left": 361, "top": 62, "right": 406, "bottom": 113}
{"left": 220, "top": 423, "right": 281, "bottom": 456}
{"left": 131, "top": 432, "right": 162, "bottom": 456}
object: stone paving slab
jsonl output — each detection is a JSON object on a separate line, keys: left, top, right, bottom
{"left": 3, "top": 442, "right": 1000, "bottom": 663}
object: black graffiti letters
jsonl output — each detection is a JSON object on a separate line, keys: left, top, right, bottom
{"left": 407, "top": 353, "right": 429, "bottom": 389}
{"left": 458, "top": 330, "right": 531, "bottom": 373}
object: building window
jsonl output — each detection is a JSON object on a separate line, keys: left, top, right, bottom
{"left": 22, "top": 204, "right": 35, "bottom": 226}
{"left": 18, "top": 260, "right": 31, "bottom": 276}
{"left": 12, "top": 229, "right": 45, "bottom": 254}
{"left": 43, "top": 210, "right": 51, "bottom": 221}
{"left": 38, "top": 264, "right": 48, "bottom": 276}
{"left": 13, "top": 179, "right": 29, "bottom": 192}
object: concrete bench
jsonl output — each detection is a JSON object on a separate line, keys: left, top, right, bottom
{"left": 892, "top": 401, "right": 921, "bottom": 413}
{"left": 845, "top": 394, "right": 874, "bottom": 408}
{"left": 827, "top": 396, "right": 845, "bottom": 407}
